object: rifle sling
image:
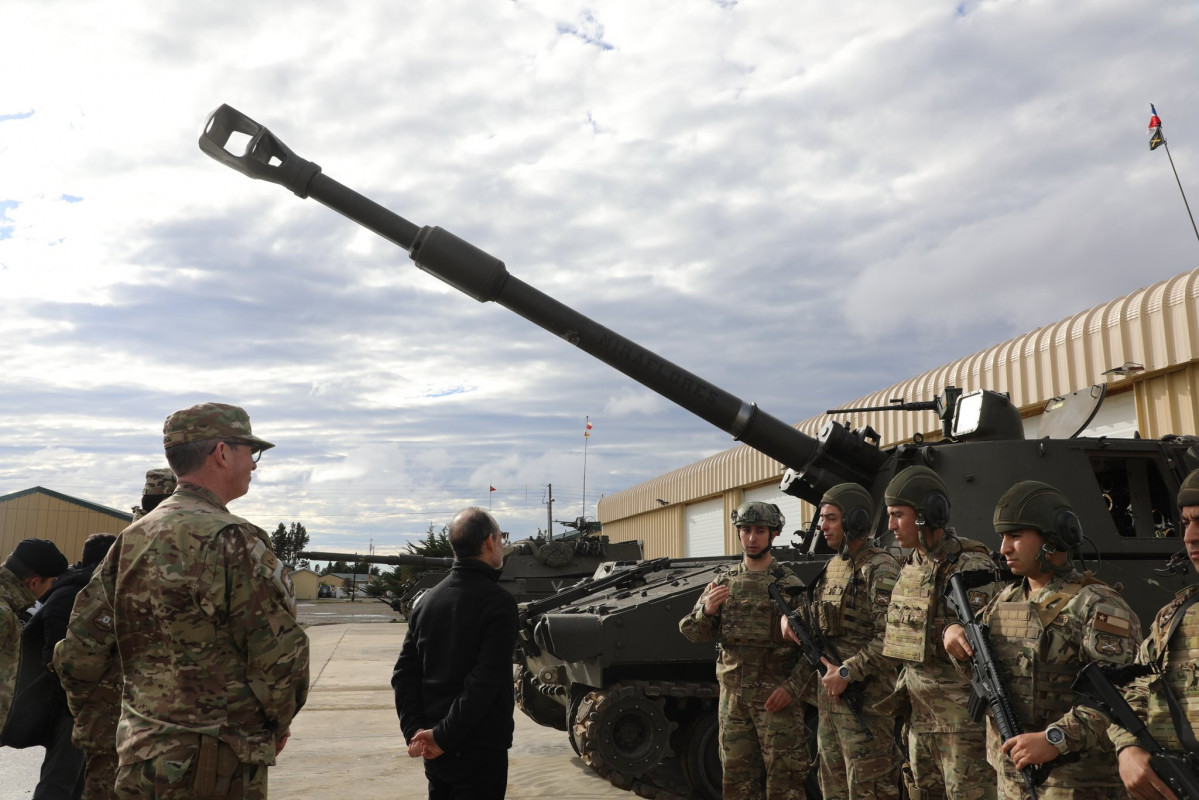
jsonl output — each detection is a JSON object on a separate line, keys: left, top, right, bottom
{"left": 1154, "top": 589, "right": 1199, "bottom": 756}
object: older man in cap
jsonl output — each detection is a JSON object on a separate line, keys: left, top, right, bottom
{"left": 131, "top": 467, "right": 177, "bottom": 521}
{"left": 1, "top": 539, "right": 69, "bottom": 737}
{"left": 81, "top": 402, "right": 309, "bottom": 800}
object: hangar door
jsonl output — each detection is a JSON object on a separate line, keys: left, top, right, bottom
{"left": 685, "top": 498, "right": 725, "bottom": 557}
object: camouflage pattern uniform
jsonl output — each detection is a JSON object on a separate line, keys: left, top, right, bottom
{"left": 0, "top": 565, "right": 37, "bottom": 733}
{"left": 54, "top": 568, "right": 121, "bottom": 800}
{"left": 880, "top": 534, "right": 1000, "bottom": 800}
{"left": 982, "top": 573, "right": 1140, "bottom": 799}
{"left": 1109, "top": 584, "right": 1199, "bottom": 761}
{"left": 87, "top": 481, "right": 309, "bottom": 800}
{"left": 680, "top": 561, "right": 811, "bottom": 800}
{"left": 131, "top": 467, "right": 177, "bottom": 522}
{"left": 808, "top": 546, "right": 902, "bottom": 800}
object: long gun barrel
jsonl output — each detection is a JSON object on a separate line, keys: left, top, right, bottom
{"left": 1073, "top": 662, "right": 1199, "bottom": 800}
{"left": 768, "top": 583, "right": 872, "bottom": 738}
{"left": 198, "top": 105, "right": 889, "bottom": 503}
{"left": 520, "top": 557, "right": 670, "bottom": 623}
{"left": 298, "top": 551, "right": 455, "bottom": 569}
{"left": 945, "top": 571, "right": 1045, "bottom": 798}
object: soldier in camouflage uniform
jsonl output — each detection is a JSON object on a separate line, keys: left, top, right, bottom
{"left": 945, "top": 481, "right": 1141, "bottom": 799}
{"left": 877, "top": 465, "right": 1001, "bottom": 800}
{"left": 79, "top": 402, "right": 309, "bottom": 800}
{"left": 1, "top": 539, "right": 68, "bottom": 738}
{"left": 679, "top": 500, "right": 811, "bottom": 800}
{"left": 796, "top": 482, "right": 901, "bottom": 800}
{"left": 54, "top": 567, "right": 121, "bottom": 800}
{"left": 130, "top": 467, "right": 177, "bottom": 521}
{"left": 1112, "top": 468, "right": 1199, "bottom": 800}
{"left": 54, "top": 466, "right": 170, "bottom": 800}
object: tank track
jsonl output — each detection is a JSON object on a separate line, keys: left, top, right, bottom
{"left": 571, "top": 679, "right": 720, "bottom": 800}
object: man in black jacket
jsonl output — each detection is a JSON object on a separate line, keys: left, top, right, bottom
{"left": 392, "top": 507, "right": 518, "bottom": 800}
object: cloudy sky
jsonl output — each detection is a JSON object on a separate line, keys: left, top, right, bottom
{"left": 3, "top": 0, "right": 1197, "bottom": 555}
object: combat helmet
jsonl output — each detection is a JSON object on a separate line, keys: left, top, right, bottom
{"left": 993, "top": 480, "right": 1082, "bottom": 575}
{"left": 1179, "top": 469, "right": 1199, "bottom": 509}
{"left": 820, "top": 482, "right": 874, "bottom": 559}
{"left": 885, "top": 465, "right": 950, "bottom": 551}
{"left": 731, "top": 501, "right": 785, "bottom": 531}
{"left": 731, "top": 501, "right": 783, "bottom": 561}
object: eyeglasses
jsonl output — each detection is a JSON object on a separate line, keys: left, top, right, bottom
{"left": 208, "top": 440, "right": 264, "bottom": 463}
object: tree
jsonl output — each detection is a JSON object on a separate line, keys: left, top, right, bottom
{"left": 270, "top": 521, "right": 310, "bottom": 567}
{"left": 380, "top": 523, "right": 453, "bottom": 597}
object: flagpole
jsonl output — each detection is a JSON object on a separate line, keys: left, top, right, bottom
{"left": 582, "top": 416, "right": 590, "bottom": 520}
{"left": 1162, "top": 141, "right": 1199, "bottom": 248}
{"left": 1149, "top": 103, "right": 1199, "bottom": 249}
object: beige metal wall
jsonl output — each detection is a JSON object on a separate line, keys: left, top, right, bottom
{"left": 0, "top": 487, "right": 133, "bottom": 565}
{"left": 598, "top": 266, "right": 1199, "bottom": 556}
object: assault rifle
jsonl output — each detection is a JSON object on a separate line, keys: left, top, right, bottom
{"left": 768, "top": 582, "right": 872, "bottom": 738}
{"left": 945, "top": 570, "right": 1047, "bottom": 798}
{"left": 1073, "top": 662, "right": 1199, "bottom": 800}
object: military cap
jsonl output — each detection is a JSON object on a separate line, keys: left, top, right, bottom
{"left": 142, "top": 467, "right": 177, "bottom": 496}
{"left": 163, "top": 402, "right": 275, "bottom": 451}
{"left": 1179, "top": 469, "right": 1199, "bottom": 509}
{"left": 6, "top": 538, "right": 69, "bottom": 578}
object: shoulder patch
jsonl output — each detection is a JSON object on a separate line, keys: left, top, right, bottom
{"left": 1094, "top": 610, "right": 1131, "bottom": 637}
{"left": 88, "top": 607, "right": 115, "bottom": 636}
{"left": 1095, "top": 633, "right": 1126, "bottom": 657}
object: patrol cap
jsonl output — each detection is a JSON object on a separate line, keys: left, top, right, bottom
{"left": 163, "top": 402, "right": 275, "bottom": 451}
{"left": 5, "top": 538, "right": 69, "bottom": 578}
{"left": 142, "top": 467, "right": 177, "bottom": 496}
{"left": 731, "top": 501, "right": 785, "bottom": 531}
{"left": 1179, "top": 469, "right": 1199, "bottom": 509}
{"left": 993, "top": 480, "right": 1082, "bottom": 553}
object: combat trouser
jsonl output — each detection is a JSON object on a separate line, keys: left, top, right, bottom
{"left": 907, "top": 728, "right": 996, "bottom": 800}
{"left": 816, "top": 708, "right": 900, "bottom": 800}
{"left": 81, "top": 751, "right": 117, "bottom": 800}
{"left": 113, "top": 736, "right": 267, "bottom": 800}
{"left": 719, "top": 687, "right": 809, "bottom": 800}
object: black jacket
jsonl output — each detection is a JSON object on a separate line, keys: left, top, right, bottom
{"left": 26, "top": 563, "right": 96, "bottom": 664}
{"left": 392, "top": 558, "right": 519, "bottom": 753}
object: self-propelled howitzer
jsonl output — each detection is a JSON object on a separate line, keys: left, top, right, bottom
{"left": 203, "top": 105, "right": 1199, "bottom": 799}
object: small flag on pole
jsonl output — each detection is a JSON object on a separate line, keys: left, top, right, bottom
{"left": 1149, "top": 104, "right": 1166, "bottom": 151}
{"left": 489, "top": 485, "right": 496, "bottom": 492}
{"left": 585, "top": 417, "right": 592, "bottom": 438}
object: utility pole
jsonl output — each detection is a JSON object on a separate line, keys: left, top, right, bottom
{"left": 546, "top": 483, "right": 554, "bottom": 540}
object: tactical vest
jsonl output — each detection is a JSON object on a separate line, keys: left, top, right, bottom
{"left": 883, "top": 538, "right": 992, "bottom": 664}
{"left": 812, "top": 547, "right": 891, "bottom": 647}
{"left": 987, "top": 580, "right": 1099, "bottom": 728}
{"left": 1148, "top": 598, "right": 1199, "bottom": 748}
{"left": 717, "top": 566, "right": 795, "bottom": 648}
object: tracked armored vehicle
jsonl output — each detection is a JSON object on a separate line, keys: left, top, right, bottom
{"left": 201, "top": 105, "right": 1199, "bottom": 799}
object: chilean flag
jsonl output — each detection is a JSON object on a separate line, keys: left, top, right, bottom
{"left": 1148, "top": 104, "right": 1166, "bottom": 151}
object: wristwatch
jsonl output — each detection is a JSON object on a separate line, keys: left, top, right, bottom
{"left": 837, "top": 665, "right": 851, "bottom": 681}
{"left": 1045, "top": 725, "right": 1066, "bottom": 752}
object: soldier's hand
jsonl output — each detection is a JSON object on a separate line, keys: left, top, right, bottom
{"left": 942, "top": 623, "right": 972, "bottom": 660}
{"left": 1118, "top": 745, "right": 1180, "bottom": 800}
{"left": 1001, "top": 732, "right": 1059, "bottom": 770}
{"left": 275, "top": 731, "right": 290, "bottom": 756}
{"left": 820, "top": 656, "right": 849, "bottom": 697}
{"left": 703, "top": 583, "right": 730, "bottom": 616}
{"left": 763, "top": 686, "right": 793, "bottom": 712}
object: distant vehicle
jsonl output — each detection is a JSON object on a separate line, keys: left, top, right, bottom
{"left": 317, "top": 584, "right": 333, "bottom": 599}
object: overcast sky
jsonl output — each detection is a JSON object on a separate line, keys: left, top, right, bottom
{"left": 3, "top": 0, "right": 1198, "bottom": 556}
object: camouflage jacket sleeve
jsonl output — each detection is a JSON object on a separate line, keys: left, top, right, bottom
{"left": 841, "top": 555, "right": 900, "bottom": 683}
{"left": 1108, "top": 618, "right": 1160, "bottom": 752}
{"left": 213, "top": 525, "right": 310, "bottom": 734}
{"left": 1051, "top": 587, "right": 1141, "bottom": 754}
{"left": 52, "top": 568, "right": 117, "bottom": 722}
{"left": 679, "top": 580, "right": 722, "bottom": 643}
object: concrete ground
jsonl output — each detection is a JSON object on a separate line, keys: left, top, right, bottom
{"left": 1, "top": 600, "right": 629, "bottom": 799}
